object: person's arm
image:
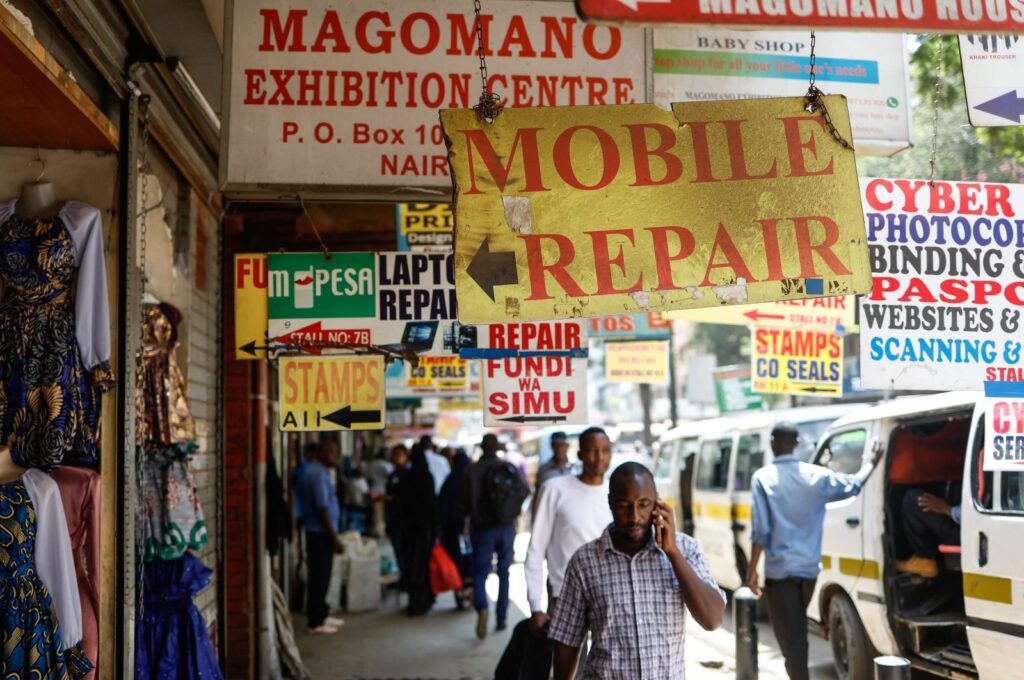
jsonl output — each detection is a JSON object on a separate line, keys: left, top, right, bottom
{"left": 655, "top": 500, "right": 726, "bottom": 630}
{"left": 553, "top": 643, "right": 582, "bottom": 680}
{"left": 918, "top": 493, "right": 960, "bottom": 524}
{"left": 746, "top": 543, "right": 765, "bottom": 596}
{"left": 311, "top": 471, "right": 343, "bottom": 552}
{"left": 525, "top": 484, "right": 556, "bottom": 635}
{"left": 746, "top": 478, "right": 770, "bottom": 596}
{"left": 547, "top": 556, "right": 589, "bottom": 679}
{"left": 820, "top": 440, "right": 883, "bottom": 503}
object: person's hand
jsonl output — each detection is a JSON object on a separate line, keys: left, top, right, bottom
{"left": 918, "top": 492, "right": 953, "bottom": 517}
{"left": 745, "top": 565, "right": 762, "bottom": 597}
{"left": 653, "top": 500, "right": 678, "bottom": 555}
{"left": 333, "top": 535, "right": 345, "bottom": 554}
{"left": 529, "top": 612, "right": 551, "bottom": 637}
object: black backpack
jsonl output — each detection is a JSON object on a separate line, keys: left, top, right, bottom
{"left": 484, "top": 462, "right": 530, "bottom": 525}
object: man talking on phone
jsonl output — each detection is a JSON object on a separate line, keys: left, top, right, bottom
{"left": 548, "top": 463, "right": 725, "bottom": 679}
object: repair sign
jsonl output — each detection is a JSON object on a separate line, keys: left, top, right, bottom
{"left": 606, "top": 340, "right": 670, "bottom": 383}
{"left": 752, "top": 327, "right": 843, "bottom": 395}
{"left": 235, "top": 254, "right": 269, "bottom": 359}
{"left": 443, "top": 98, "right": 870, "bottom": 324}
{"left": 458, "top": 320, "right": 589, "bottom": 359}
{"left": 576, "top": 0, "right": 1024, "bottom": 33}
{"left": 279, "top": 356, "right": 384, "bottom": 431}
{"left": 984, "top": 382, "right": 1024, "bottom": 471}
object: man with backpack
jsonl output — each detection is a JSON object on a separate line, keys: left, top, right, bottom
{"left": 461, "top": 433, "right": 530, "bottom": 639}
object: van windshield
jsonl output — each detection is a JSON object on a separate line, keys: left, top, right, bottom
{"left": 795, "top": 419, "right": 833, "bottom": 462}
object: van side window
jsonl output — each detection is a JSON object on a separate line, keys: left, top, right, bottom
{"left": 816, "top": 430, "right": 867, "bottom": 475}
{"left": 971, "top": 417, "right": 1024, "bottom": 515}
{"left": 654, "top": 441, "right": 676, "bottom": 480}
{"left": 733, "top": 434, "right": 763, "bottom": 491}
{"left": 696, "top": 438, "right": 732, "bottom": 490}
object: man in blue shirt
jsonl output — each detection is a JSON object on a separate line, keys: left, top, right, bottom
{"left": 300, "top": 439, "right": 345, "bottom": 634}
{"left": 746, "top": 422, "right": 879, "bottom": 680}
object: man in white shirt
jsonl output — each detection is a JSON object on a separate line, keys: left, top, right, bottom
{"left": 525, "top": 426, "right": 613, "bottom": 637}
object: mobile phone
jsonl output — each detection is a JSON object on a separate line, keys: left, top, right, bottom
{"left": 654, "top": 499, "right": 665, "bottom": 548}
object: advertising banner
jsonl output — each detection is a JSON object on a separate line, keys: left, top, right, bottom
{"left": 577, "top": 0, "right": 1024, "bottom": 33}
{"left": 605, "top": 341, "right": 670, "bottom": 383}
{"left": 654, "top": 28, "right": 911, "bottom": 156}
{"left": 221, "top": 0, "right": 648, "bottom": 199}
{"left": 385, "top": 356, "right": 482, "bottom": 398}
{"left": 396, "top": 203, "right": 454, "bottom": 251}
{"left": 859, "top": 177, "right": 1024, "bottom": 390}
{"left": 442, "top": 98, "right": 871, "bottom": 324}
{"left": 667, "top": 295, "right": 855, "bottom": 331}
{"left": 984, "top": 382, "right": 1024, "bottom": 471}
{"left": 458, "top": 320, "right": 589, "bottom": 359}
{"left": 958, "top": 34, "right": 1024, "bottom": 127}
{"left": 278, "top": 355, "right": 385, "bottom": 430}
{"left": 588, "top": 312, "right": 672, "bottom": 340}
{"left": 752, "top": 327, "right": 844, "bottom": 395}
{"left": 483, "top": 357, "right": 588, "bottom": 425}
{"left": 234, "top": 253, "right": 269, "bottom": 359}
{"left": 714, "top": 365, "right": 764, "bottom": 412}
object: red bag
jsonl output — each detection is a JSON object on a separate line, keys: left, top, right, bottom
{"left": 430, "top": 541, "right": 463, "bottom": 595}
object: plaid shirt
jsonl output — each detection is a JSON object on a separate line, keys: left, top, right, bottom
{"left": 548, "top": 525, "right": 724, "bottom": 679}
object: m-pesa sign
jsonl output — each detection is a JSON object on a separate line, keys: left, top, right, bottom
{"left": 443, "top": 98, "right": 871, "bottom": 323}
{"left": 577, "top": 0, "right": 1024, "bottom": 33}
{"left": 221, "top": 0, "right": 647, "bottom": 199}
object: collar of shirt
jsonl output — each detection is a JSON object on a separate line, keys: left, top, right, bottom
{"left": 597, "top": 524, "right": 663, "bottom": 559}
{"left": 772, "top": 454, "right": 799, "bottom": 464}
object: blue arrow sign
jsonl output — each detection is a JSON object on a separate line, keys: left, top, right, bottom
{"left": 975, "top": 90, "right": 1024, "bottom": 124}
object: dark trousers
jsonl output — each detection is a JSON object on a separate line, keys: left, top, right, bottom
{"left": 305, "top": 531, "right": 334, "bottom": 628}
{"left": 903, "top": 489, "right": 960, "bottom": 559}
{"left": 471, "top": 524, "right": 516, "bottom": 623}
{"left": 765, "top": 577, "right": 817, "bottom": 680}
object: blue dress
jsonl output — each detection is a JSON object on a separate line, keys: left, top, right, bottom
{"left": 135, "top": 553, "right": 223, "bottom": 680}
{"left": 0, "top": 478, "right": 93, "bottom": 679}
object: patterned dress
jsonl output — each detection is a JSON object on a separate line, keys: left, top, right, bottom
{"left": 0, "top": 478, "right": 93, "bottom": 679}
{"left": 0, "top": 201, "right": 114, "bottom": 469}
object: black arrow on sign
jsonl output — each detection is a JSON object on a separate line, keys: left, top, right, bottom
{"left": 498, "top": 415, "right": 568, "bottom": 424}
{"left": 322, "top": 406, "right": 382, "bottom": 429}
{"left": 239, "top": 340, "right": 274, "bottom": 356}
{"left": 795, "top": 385, "right": 835, "bottom": 394}
{"left": 467, "top": 236, "right": 518, "bottom": 302}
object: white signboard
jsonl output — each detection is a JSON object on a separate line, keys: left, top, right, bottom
{"left": 653, "top": 28, "right": 911, "bottom": 156}
{"left": 959, "top": 35, "right": 1024, "bottom": 128}
{"left": 859, "top": 177, "right": 1024, "bottom": 391}
{"left": 222, "top": 0, "right": 649, "bottom": 199}
{"left": 984, "top": 384, "right": 1024, "bottom": 471}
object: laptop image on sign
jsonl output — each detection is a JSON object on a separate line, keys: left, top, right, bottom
{"left": 381, "top": 321, "right": 439, "bottom": 353}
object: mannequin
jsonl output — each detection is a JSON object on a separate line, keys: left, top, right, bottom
{"left": 0, "top": 446, "right": 27, "bottom": 485}
{"left": 16, "top": 180, "right": 60, "bottom": 219}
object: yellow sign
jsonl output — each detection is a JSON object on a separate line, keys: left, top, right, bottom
{"left": 278, "top": 356, "right": 384, "bottom": 431}
{"left": 606, "top": 341, "right": 670, "bottom": 383}
{"left": 441, "top": 99, "right": 870, "bottom": 324}
{"left": 234, "top": 254, "right": 268, "bottom": 359}
{"left": 751, "top": 327, "right": 843, "bottom": 396}
{"left": 408, "top": 356, "right": 472, "bottom": 391}
{"left": 396, "top": 203, "right": 454, "bottom": 252}
{"left": 667, "top": 296, "right": 857, "bottom": 331}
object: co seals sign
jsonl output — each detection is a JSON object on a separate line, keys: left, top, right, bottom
{"left": 279, "top": 356, "right": 384, "bottom": 431}
{"left": 984, "top": 382, "right": 1024, "bottom": 471}
{"left": 859, "top": 178, "right": 1024, "bottom": 391}
{"left": 442, "top": 98, "right": 871, "bottom": 324}
{"left": 752, "top": 327, "right": 843, "bottom": 395}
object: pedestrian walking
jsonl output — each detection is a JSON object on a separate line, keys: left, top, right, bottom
{"left": 549, "top": 463, "right": 725, "bottom": 679}
{"left": 396, "top": 447, "right": 439, "bottom": 616}
{"left": 746, "top": 422, "right": 880, "bottom": 680}
{"left": 531, "top": 431, "right": 574, "bottom": 520}
{"left": 420, "top": 435, "right": 451, "bottom": 495}
{"left": 461, "top": 434, "right": 530, "bottom": 639}
{"left": 385, "top": 444, "right": 410, "bottom": 583}
{"left": 298, "top": 440, "right": 346, "bottom": 635}
{"left": 438, "top": 448, "right": 473, "bottom": 608}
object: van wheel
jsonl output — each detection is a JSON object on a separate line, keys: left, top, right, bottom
{"left": 828, "top": 594, "right": 874, "bottom": 680}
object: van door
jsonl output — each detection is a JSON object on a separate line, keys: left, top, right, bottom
{"left": 693, "top": 434, "right": 742, "bottom": 590}
{"left": 653, "top": 440, "right": 680, "bottom": 524}
{"left": 961, "top": 408, "right": 1024, "bottom": 678}
{"left": 731, "top": 431, "right": 765, "bottom": 582}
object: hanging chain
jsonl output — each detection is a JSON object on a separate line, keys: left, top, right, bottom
{"left": 803, "top": 31, "right": 854, "bottom": 151}
{"left": 929, "top": 37, "right": 945, "bottom": 188}
{"left": 138, "top": 95, "right": 151, "bottom": 347}
{"left": 472, "top": 0, "right": 502, "bottom": 123}
{"left": 297, "top": 193, "right": 331, "bottom": 261}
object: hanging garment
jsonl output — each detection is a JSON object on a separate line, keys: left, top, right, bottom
{"left": 1, "top": 471, "right": 92, "bottom": 679}
{"left": 50, "top": 466, "right": 101, "bottom": 678}
{"left": 135, "top": 553, "right": 223, "bottom": 680}
{"left": 139, "top": 443, "right": 208, "bottom": 562}
{"left": 0, "top": 200, "right": 114, "bottom": 469}
{"left": 136, "top": 304, "right": 196, "bottom": 450}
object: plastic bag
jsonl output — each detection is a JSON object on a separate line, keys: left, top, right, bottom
{"left": 429, "top": 540, "right": 463, "bottom": 595}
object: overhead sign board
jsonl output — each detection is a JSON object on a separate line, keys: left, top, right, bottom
{"left": 458, "top": 320, "right": 589, "bottom": 359}
{"left": 588, "top": 312, "right": 672, "bottom": 340}
{"left": 606, "top": 340, "right": 670, "bottom": 383}
{"left": 234, "top": 254, "right": 269, "bottom": 359}
{"left": 667, "top": 296, "right": 856, "bottom": 331}
{"left": 396, "top": 203, "right": 454, "bottom": 252}
{"left": 984, "top": 382, "right": 1024, "bottom": 471}
{"left": 713, "top": 364, "right": 763, "bottom": 412}
{"left": 385, "top": 356, "right": 482, "bottom": 398}
{"left": 576, "top": 0, "right": 1024, "bottom": 33}
{"left": 221, "top": 0, "right": 648, "bottom": 199}
{"left": 752, "top": 327, "right": 843, "bottom": 396}
{"left": 959, "top": 35, "right": 1024, "bottom": 127}
{"left": 443, "top": 98, "right": 871, "bottom": 324}
{"left": 859, "top": 177, "right": 1024, "bottom": 391}
{"left": 279, "top": 355, "right": 385, "bottom": 430}
{"left": 654, "top": 28, "right": 911, "bottom": 156}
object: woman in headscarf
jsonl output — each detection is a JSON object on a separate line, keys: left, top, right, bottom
{"left": 437, "top": 448, "right": 472, "bottom": 609}
{"left": 397, "top": 446, "right": 438, "bottom": 616}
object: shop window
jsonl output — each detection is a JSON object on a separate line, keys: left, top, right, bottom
{"left": 733, "top": 434, "right": 763, "bottom": 492}
{"left": 816, "top": 430, "right": 867, "bottom": 475}
{"left": 695, "top": 438, "right": 732, "bottom": 491}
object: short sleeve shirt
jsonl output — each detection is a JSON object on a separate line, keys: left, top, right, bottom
{"left": 299, "top": 461, "right": 339, "bottom": 533}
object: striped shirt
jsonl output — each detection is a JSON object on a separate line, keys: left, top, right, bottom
{"left": 548, "top": 525, "right": 724, "bottom": 679}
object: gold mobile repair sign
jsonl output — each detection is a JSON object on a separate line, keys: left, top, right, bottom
{"left": 441, "top": 98, "right": 871, "bottom": 324}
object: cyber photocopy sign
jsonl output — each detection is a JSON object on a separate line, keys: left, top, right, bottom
{"left": 860, "top": 178, "right": 1024, "bottom": 391}
{"left": 984, "top": 382, "right": 1024, "bottom": 471}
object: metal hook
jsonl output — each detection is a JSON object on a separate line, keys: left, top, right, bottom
{"left": 32, "top": 147, "right": 46, "bottom": 182}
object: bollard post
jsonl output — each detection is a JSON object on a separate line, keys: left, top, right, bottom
{"left": 734, "top": 587, "right": 758, "bottom": 680}
{"left": 874, "top": 656, "right": 912, "bottom": 680}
